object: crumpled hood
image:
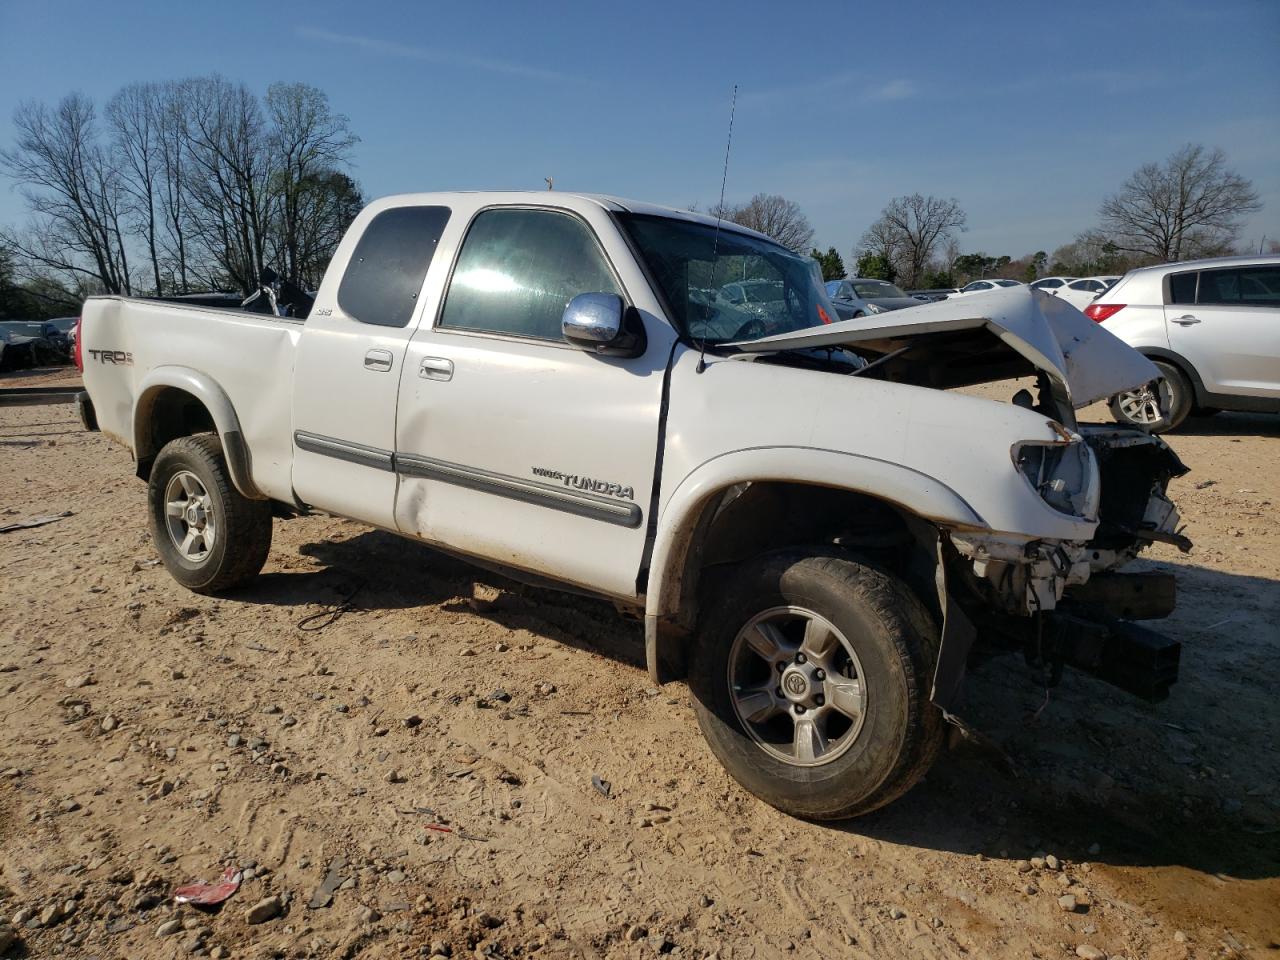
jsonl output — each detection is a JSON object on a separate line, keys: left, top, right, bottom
{"left": 730, "top": 287, "right": 1159, "bottom": 408}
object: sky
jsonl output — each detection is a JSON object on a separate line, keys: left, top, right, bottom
{"left": 1, "top": 0, "right": 1277, "bottom": 263}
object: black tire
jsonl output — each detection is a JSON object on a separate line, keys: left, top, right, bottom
{"left": 689, "top": 551, "right": 944, "bottom": 820}
{"left": 147, "top": 433, "right": 272, "bottom": 594}
{"left": 1108, "top": 360, "right": 1193, "bottom": 434}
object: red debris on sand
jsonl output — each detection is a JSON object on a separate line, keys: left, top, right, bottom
{"left": 173, "top": 866, "right": 243, "bottom": 905}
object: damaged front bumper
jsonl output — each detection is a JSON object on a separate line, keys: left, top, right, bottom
{"left": 933, "top": 426, "right": 1190, "bottom": 707}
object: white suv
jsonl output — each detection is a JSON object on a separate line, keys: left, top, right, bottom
{"left": 1087, "top": 255, "right": 1280, "bottom": 432}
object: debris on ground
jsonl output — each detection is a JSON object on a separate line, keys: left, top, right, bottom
{"left": 0, "top": 509, "right": 72, "bottom": 533}
{"left": 173, "top": 867, "right": 243, "bottom": 906}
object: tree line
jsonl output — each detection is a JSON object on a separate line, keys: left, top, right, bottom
{"left": 709, "top": 144, "right": 1263, "bottom": 290}
{"left": 1, "top": 77, "right": 361, "bottom": 318}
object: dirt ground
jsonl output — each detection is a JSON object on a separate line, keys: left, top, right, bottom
{"left": 1, "top": 366, "right": 1277, "bottom": 960}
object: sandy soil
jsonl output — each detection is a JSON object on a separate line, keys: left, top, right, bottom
{"left": 1, "top": 367, "right": 1277, "bottom": 959}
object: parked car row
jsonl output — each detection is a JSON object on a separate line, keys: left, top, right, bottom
{"left": 0, "top": 319, "right": 76, "bottom": 371}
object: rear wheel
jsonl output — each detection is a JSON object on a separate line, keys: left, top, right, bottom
{"left": 147, "top": 434, "right": 272, "bottom": 593}
{"left": 689, "top": 551, "right": 944, "bottom": 820}
{"left": 1109, "top": 360, "right": 1192, "bottom": 433}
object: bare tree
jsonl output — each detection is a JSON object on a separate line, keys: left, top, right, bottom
{"left": 854, "top": 217, "right": 903, "bottom": 280}
{"left": 861, "top": 194, "right": 966, "bottom": 289}
{"left": 267, "top": 170, "right": 363, "bottom": 290}
{"left": 4, "top": 76, "right": 362, "bottom": 301}
{"left": 0, "top": 94, "right": 132, "bottom": 294}
{"left": 711, "top": 193, "right": 814, "bottom": 253}
{"left": 1098, "top": 144, "right": 1261, "bottom": 262}
{"left": 107, "top": 82, "right": 166, "bottom": 293}
{"left": 265, "top": 83, "right": 358, "bottom": 287}
{"left": 181, "top": 77, "right": 274, "bottom": 294}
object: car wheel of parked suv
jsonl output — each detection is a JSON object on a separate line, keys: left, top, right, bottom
{"left": 1109, "top": 360, "right": 1193, "bottom": 434}
{"left": 689, "top": 551, "right": 944, "bottom": 820}
{"left": 147, "top": 433, "right": 272, "bottom": 593}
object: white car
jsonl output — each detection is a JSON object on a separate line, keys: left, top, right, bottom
{"left": 77, "top": 191, "right": 1190, "bottom": 820}
{"left": 1029, "top": 276, "right": 1077, "bottom": 294}
{"left": 954, "top": 278, "right": 1025, "bottom": 295}
{"left": 1088, "top": 255, "right": 1280, "bottom": 431}
{"left": 1055, "top": 276, "right": 1120, "bottom": 311}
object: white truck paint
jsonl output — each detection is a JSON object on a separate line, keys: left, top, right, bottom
{"left": 78, "top": 191, "right": 1192, "bottom": 818}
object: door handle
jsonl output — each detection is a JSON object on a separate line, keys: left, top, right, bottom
{"left": 1171, "top": 315, "right": 1201, "bottom": 326}
{"left": 364, "top": 349, "right": 394, "bottom": 372}
{"left": 419, "top": 356, "right": 454, "bottom": 381}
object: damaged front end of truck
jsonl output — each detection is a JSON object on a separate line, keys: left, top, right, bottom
{"left": 732, "top": 288, "right": 1192, "bottom": 707}
{"left": 947, "top": 425, "right": 1188, "bottom": 703}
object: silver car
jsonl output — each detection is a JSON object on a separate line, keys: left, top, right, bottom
{"left": 1088, "top": 255, "right": 1280, "bottom": 431}
{"left": 824, "top": 278, "right": 922, "bottom": 320}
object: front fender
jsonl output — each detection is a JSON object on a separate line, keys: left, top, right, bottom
{"left": 643, "top": 445, "right": 985, "bottom": 624}
{"left": 134, "top": 365, "right": 264, "bottom": 500}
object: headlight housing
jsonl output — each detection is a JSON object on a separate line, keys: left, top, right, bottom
{"left": 1011, "top": 437, "right": 1100, "bottom": 518}
{"left": 864, "top": 302, "right": 886, "bottom": 314}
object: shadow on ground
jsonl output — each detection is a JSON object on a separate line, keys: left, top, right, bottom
{"left": 235, "top": 528, "right": 645, "bottom": 668}
{"left": 230, "top": 526, "right": 1279, "bottom": 881}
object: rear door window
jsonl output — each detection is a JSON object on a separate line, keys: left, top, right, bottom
{"left": 1197, "top": 266, "right": 1280, "bottom": 306}
{"left": 338, "top": 205, "right": 452, "bottom": 328}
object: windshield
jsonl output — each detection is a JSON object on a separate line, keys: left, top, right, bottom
{"left": 851, "top": 281, "right": 907, "bottom": 299}
{"left": 619, "top": 213, "right": 836, "bottom": 343}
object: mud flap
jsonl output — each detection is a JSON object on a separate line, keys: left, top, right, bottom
{"left": 930, "top": 536, "right": 977, "bottom": 712}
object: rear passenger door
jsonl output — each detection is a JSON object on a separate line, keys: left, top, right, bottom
{"left": 1166, "top": 264, "right": 1280, "bottom": 398}
{"left": 393, "top": 204, "right": 675, "bottom": 600}
{"left": 292, "top": 204, "right": 451, "bottom": 527}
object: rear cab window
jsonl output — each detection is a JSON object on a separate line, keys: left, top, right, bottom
{"left": 338, "top": 206, "right": 452, "bottom": 327}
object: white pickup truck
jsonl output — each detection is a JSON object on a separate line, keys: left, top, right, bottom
{"left": 78, "top": 192, "right": 1190, "bottom": 819}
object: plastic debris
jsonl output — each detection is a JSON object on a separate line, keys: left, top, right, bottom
{"left": 173, "top": 866, "right": 242, "bottom": 906}
{"left": 591, "top": 775, "right": 611, "bottom": 799}
{"left": 0, "top": 510, "right": 72, "bottom": 534}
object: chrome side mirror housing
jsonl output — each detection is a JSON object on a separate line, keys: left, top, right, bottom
{"left": 562, "top": 293, "right": 646, "bottom": 358}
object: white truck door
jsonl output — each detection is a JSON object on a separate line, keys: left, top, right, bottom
{"left": 292, "top": 205, "right": 453, "bottom": 526}
{"left": 394, "top": 205, "right": 674, "bottom": 600}
{"left": 1166, "top": 263, "right": 1280, "bottom": 399}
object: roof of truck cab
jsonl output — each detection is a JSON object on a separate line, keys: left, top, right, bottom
{"left": 370, "top": 191, "right": 776, "bottom": 244}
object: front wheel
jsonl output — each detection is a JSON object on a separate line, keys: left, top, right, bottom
{"left": 147, "top": 434, "right": 272, "bottom": 594}
{"left": 1109, "top": 360, "right": 1192, "bottom": 433}
{"left": 689, "top": 552, "right": 943, "bottom": 820}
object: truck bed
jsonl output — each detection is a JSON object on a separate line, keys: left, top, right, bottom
{"left": 79, "top": 296, "right": 304, "bottom": 502}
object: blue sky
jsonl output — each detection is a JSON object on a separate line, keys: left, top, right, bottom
{"left": 1, "top": 0, "right": 1277, "bottom": 262}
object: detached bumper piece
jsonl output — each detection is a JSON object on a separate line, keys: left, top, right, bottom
{"left": 1051, "top": 612, "right": 1181, "bottom": 702}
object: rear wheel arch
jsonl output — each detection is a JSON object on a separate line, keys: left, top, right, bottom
{"left": 1135, "top": 347, "right": 1207, "bottom": 404}
{"left": 132, "top": 367, "right": 264, "bottom": 500}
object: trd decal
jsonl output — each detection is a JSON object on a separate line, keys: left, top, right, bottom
{"left": 531, "top": 467, "right": 635, "bottom": 501}
{"left": 86, "top": 349, "right": 134, "bottom": 365}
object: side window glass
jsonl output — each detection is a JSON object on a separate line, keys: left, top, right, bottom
{"left": 1168, "top": 271, "right": 1197, "bottom": 305}
{"left": 1235, "top": 267, "right": 1280, "bottom": 306}
{"left": 338, "top": 206, "right": 451, "bottom": 327}
{"left": 440, "top": 208, "right": 621, "bottom": 340}
{"left": 1197, "top": 269, "right": 1240, "bottom": 305}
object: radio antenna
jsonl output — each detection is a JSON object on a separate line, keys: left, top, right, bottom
{"left": 698, "top": 83, "right": 737, "bottom": 374}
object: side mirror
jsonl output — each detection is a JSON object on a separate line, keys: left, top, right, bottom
{"left": 562, "top": 293, "right": 646, "bottom": 358}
